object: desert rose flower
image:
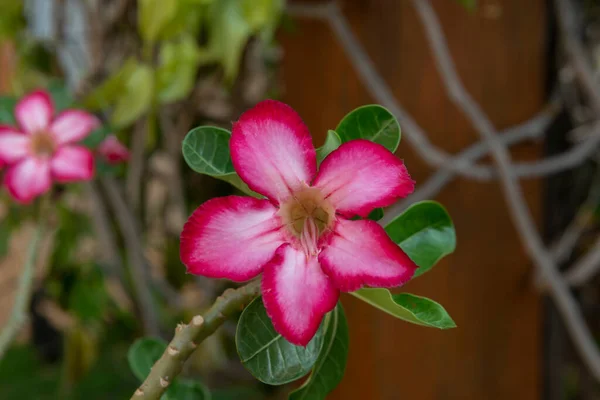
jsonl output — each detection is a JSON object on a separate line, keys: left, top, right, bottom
{"left": 98, "top": 135, "right": 130, "bottom": 164}
{"left": 181, "top": 100, "right": 418, "bottom": 346}
{"left": 0, "top": 90, "right": 99, "bottom": 203}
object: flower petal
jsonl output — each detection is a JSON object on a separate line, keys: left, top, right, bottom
{"left": 313, "top": 139, "right": 415, "bottom": 217}
{"left": 15, "top": 90, "right": 54, "bottom": 134}
{"left": 262, "top": 245, "right": 339, "bottom": 346}
{"left": 4, "top": 158, "right": 51, "bottom": 203}
{"left": 97, "top": 135, "right": 130, "bottom": 164}
{"left": 49, "top": 110, "right": 99, "bottom": 145}
{"left": 180, "top": 196, "right": 285, "bottom": 282}
{"left": 231, "top": 100, "right": 317, "bottom": 203}
{"left": 319, "top": 218, "right": 417, "bottom": 292}
{"left": 50, "top": 146, "right": 95, "bottom": 182}
{"left": 0, "top": 126, "right": 30, "bottom": 164}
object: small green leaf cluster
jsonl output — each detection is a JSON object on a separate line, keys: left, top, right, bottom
{"left": 180, "top": 104, "right": 457, "bottom": 398}
{"left": 83, "top": 0, "right": 284, "bottom": 129}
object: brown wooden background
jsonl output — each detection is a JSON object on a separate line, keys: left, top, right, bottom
{"left": 0, "top": 0, "right": 546, "bottom": 398}
{"left": 280, "top": 0, "right": 545, "bottom": 399}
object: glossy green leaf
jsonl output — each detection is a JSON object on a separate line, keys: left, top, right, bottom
{"left": 352, "top": 289, "right": 455, "bottom": 329}
{"left": 336, "top": 105, "right": 401, "bottom": 153}
{"left": 316, "top": 130, "right": 341, "bottom": 164}
{"left": 367, "top": 208, "right": 384, "bottom": 221}
{"left": 236, "top": 297, "right": 325, "bottom": 385}
{"left": 182, "top": 126, "right": 259, "bottom": 197}
{"left": 289, "top": 304, "right": 348, "bottom": 400}
{"left": 0, "top": 96, "right": 16, "bottom": 124}
{"left": 127, "top": 337, "right": 167, "bottom": 381}
{"left": 138, "top": 0, "right": 178, "bottom": 43}
{"left": 385, "top": 200, "right": 456, "bottom": 277}
{"left": 209, "top": 0, "right": 252, "bottom": 82}
{"left": 163, "top": 379, "right": 211, "bottom": 400}
{"left": 111, "top": 64, "right": 154, "bottom": 128}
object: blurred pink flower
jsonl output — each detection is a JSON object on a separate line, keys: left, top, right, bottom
{"left": 180, "top": 100, "right": 417, "bottom": 346}
{"left": 0, "top": 90, "right": 98, "bottom": 203}
{"left": 98, "top": 135, "right": 130, "bottom": 164}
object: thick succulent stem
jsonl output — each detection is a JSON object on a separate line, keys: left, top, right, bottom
{"left": 130, "top": 280, "right": 262, "bottom": 400}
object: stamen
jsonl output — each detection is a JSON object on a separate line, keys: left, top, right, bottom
{"left": 300, "top": 218, "right": 319, "bottom": 257}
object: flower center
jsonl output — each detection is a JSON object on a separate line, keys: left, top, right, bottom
{"left": 279, "top": 187, "right": 334, "bottom": 256}
{"left": 30, "top": 132, "right": 56, "bottom": 157}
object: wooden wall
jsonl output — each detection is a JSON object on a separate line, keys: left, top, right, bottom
{"left": 280, "top": 0, "right": 546, "bottom": 399}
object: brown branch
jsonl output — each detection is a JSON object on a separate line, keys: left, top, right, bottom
{"left": 126, "top": 118, "right": 149, "bottom": 212}
{"left": 412, "top": 0, "right": 600, "bottom": 380}
{"left": 130, "top": 280, "right": 262, "bottom": 400}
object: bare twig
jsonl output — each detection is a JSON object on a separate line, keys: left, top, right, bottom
{"left": 84, "top": 181, "right": 124, "bottom": 280}
{"left": 412, "top": 0, "right": 600, "bottom": 380}
{"left": 289, "top": 2, "right": 600, "bottom": 182}
{"left": 102, "top": 177, "right": 160, "bottom": 336}
{"left": 383, "top": 100, "right": 560, "bottom": 222}
{"left": 126, "top": 118, "right": 149, "bottom": 212}
{"left": 0, "top": 218, "right": 43, "bottom": 359}
{"left": 130, "top": 280, "right": 261, "bottom": 400}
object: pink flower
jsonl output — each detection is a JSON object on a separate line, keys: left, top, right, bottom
{"left": 180, "top": 100, "right": 417, "bottom": 346}
{"left": 0, "top": 90, "right": 98, "bottom": 203}
{"left": 98, "top": 135, "right": 130, "bottom": 164}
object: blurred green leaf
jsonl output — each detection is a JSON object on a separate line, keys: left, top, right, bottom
{"left": 289, "top": 304, "right": 348, "bottom": 400}
{"left": 81, "top": 126, "right": 111, "bottom": 149}
{"left": 0, "top": 96, "right": 16, "bottom": 124}
{"left": 212, "top": 387, "right": 264, "bottom": 400}
{"left": 68, "top": 269, "right": 109, "bottom": 323}
{"left": 156, "top": 35, "right": 204, "bottom": 103}
{"left": 111, "top": 64, "right": 154, "bottom": 128}
{"left": 455, "top": 0, "right": 476, "bottom": 11}
{"left": 336, "top": 105, "right": 401, "bottom": 153}
{"left": 209, "top": 0, "right": 252, "bottom": 82}
{"left": 241, "top": 0, "right": 284, "bottom": 41}
{"left": 63, "top": 325, "right": 99, "bottom": 389}
{"left": 163, "top": 379, "right": 211, "bottom": 400}
{"left": 138, "top": 0, "right": 178, "bottom": 43}
{"left": 84, "top": 59, "right": 138, "bottom": 110}
{"left": 385, "top": 200, "right": 456, "bottom": 277}
{"left": 0, "top": 1, "right": 24, "bottom": 39}
{"left": 47, "top": 80, "right": 74, "bottom": 112}
{"left": 127, "top": 337, "right": 167, "bottom": 381}
{"left": 351, "top": 289, "right": 456, "bottom": 329}
{"left": 316, "top": 130, "right": 341, "bottom": 164}
{"left": 182, "top": 126, "right": 260, "bottom": 196}
{"left": 236, "top": 297, "right": 324, "bottom": 385}
{"left": 0, "top": 218, "right": 12, "bottom": 258}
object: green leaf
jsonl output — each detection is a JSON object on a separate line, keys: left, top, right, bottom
{"left": 212, "top": 387, "right": 263, "bottom": 400}
{"left": 351, "top": 289, "right": 456, "bottom": 329}
{"left": 289, "top": 304, "right": 348, "bottom": 400}
{"left": 336, "top": 105, "right": 401, "bottom": 153}
{"left": 163, "top": 379, "right": 211, "bottom": 400}
{"left": 68, "top": 268, "right": 110, "bottom": 323}
{"left": 138, "top": 0, "right": 178, "bottom": 43}
{"left": 367, "top": 208, "right": 384, "bottom": 221}
{"left": 83, "top": 59, "right": 138, "bottom": 110}
{"left": 316, "top": 130, "right": 341, "bottom": 164}
{"left": 0, "top": 218, "right": 12, "bottom": 258}
{"left": 47, "top": 81, "right": 73, "bottom": 112}
{"left": 80, "top": 126, "right": 111, "bottom": 149}
{"left": 236, "top": 297, "right": 325, "bottom": 385}
{"left": 455, "top": 0, "right": 476, "bottom": 11}
{"left": 111, "top": 64, "right": 154, "bottom": 128}
{"left": 0, "top": 1, "right": 24, "bottom": 39}
{"left": 182, "top": 126, "right": 259, "bottom": 197}
{"left": 127, "top": 337, "right": 167, "bottom": 381}
{"left": 156, "top": 35, "right": 206, "bottom": 103}
{"left": 385, "top": 200, "right": 456, "bottom": 277}
{"left": 209, "top": 0, "right": 252, "bottom": 82}
{"left": 0, "top": 96, "right": 16, "bottom": 124}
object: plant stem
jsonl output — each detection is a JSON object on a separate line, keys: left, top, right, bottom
{"left": 0, "top": 200, "right": 47, "bottom": 359}
{"left": 130, "top": 280, "right": 262, "bottom": 400}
